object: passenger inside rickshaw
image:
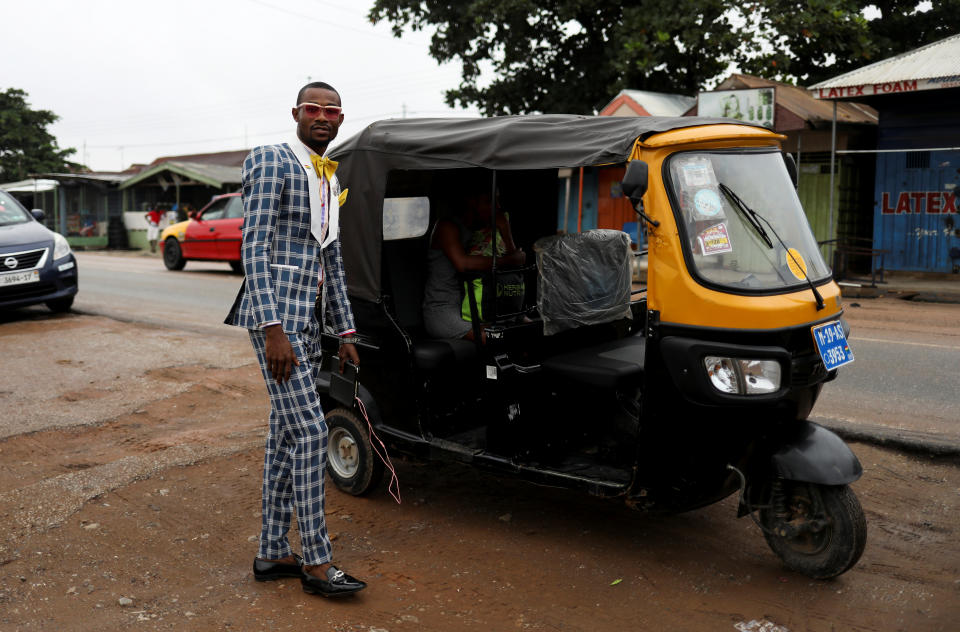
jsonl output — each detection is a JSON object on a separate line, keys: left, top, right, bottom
{"left": 371, "top": 167, "right": 646, "bottom": 468}
{"left": 378, "top": 167, "right": 644, "bottom": 374}
{"left": 422, "top": 182, "right": 526, "bottom": 343}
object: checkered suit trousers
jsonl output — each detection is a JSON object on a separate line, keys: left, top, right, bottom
{"left": 249, "top": 315, "right": 332, "bottom": 566}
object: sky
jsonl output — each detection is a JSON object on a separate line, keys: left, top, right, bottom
{"left": 4, "top": 0, "right": 477, "bottom": 172}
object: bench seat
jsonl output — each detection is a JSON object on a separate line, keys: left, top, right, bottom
{"left": 541, "top": 334, "right": 646, "bottom": 389}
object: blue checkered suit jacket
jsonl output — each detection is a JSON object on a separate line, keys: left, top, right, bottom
{"left": 224, "top": 143, "right": 355, "bottom": 335}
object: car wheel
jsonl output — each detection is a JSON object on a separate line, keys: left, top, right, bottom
{"left": 46, "top": 296, "right": 75, "bottom": 313}
{"left": 326, "top": 407, "right": 384, "bottom": 496}
{"left": 163, "top": 238, "right": 186, "bottom": 270}
{"left": 229, "top": 260, "right": 243, "bottom": 274}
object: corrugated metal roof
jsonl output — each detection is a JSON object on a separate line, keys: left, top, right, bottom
{"left": 810, "top": 33, "right": 960, "bottom": 92}
{"left": 145, "top": 149, "right": 249, "bottom": 168}
{"left": 119, "top": 160, "right": 241, "bottom": 189}
{"left": 34, "top": 172, "right": 129, "bottom": 186}
{"left": 607, "top": 90, "right": 696, "bottom": 116}
{"left": 0, "top": 178, "right": 59, "bottom": 192}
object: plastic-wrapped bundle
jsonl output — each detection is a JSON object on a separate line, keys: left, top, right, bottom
{"left": 534, "top": 229, "right": 633, "bottom": 335}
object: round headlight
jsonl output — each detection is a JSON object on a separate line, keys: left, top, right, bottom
{"left": 704, "top": 356, "right": 740, "bottom": 394}
{"left": 704, "top": 356, "right": 781, "bottom": 395}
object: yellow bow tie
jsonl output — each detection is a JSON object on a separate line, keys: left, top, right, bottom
{"left": 310, "top": 155, "right": 338, "bottom": 181}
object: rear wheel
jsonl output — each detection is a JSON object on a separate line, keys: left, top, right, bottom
{"left": 46, "top": 295, "right": 74, "bottom": 313}
{"left": 760, "top": 482, "right": 866, "bottom": 579}
{"left": 326, "top": 407, "right": 384, "bottom": 496}
{"left": 163, "top": 238, "right": 186, "bottom": 270}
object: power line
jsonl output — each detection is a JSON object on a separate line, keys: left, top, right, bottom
{"left": 245, "top": 0, "right": 420, "bottom": 45}
{"left": 81, "top": 107, "right": 480, "bottom": 149}
{"left": 59, "top": 75, "right": 459, "bottom": 141}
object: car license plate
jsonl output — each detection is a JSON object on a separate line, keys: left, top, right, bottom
{"left": 812, "top": 320, "right": 854, "bottom": 371}
{"left": 0, "top": 269, "right": 40, "bottom": 287}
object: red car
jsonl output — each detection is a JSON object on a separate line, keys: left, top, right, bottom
{"left": 161, "top": 193, "right": 243, "bottom": 272}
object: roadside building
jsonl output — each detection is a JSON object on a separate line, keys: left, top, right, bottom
{"left": 810, "top": 34, "right": 960, "bottom": 274}
{"left": 0, "top": 178, "right": 59, "bottom": 218}
{"left": 117, "top": 149, "right": 246, "bottom": 249}
{"left": 560, "top": 90, "right": 695, "bottom": 242}
{"left": 25, "top": 172, "right": 129, "bottom": 249}
{"left": 687, "top": 75, "right": 878, "bottom": 267}
{"left": 15, "top": 149, "right": 246, "bottom": 250}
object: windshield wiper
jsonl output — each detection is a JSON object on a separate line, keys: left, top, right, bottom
{"left": 717, "top": 182, "right": 824, "bottom": 311}
{"left": 718, "top": 182, "right": 773, "bottom": 248}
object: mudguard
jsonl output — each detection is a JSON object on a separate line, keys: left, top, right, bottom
{"left": 316, "top": 370, "right": 385, "bottom": 427}
{"left": 772, "top": 421, "right": 863, "bottom": 485}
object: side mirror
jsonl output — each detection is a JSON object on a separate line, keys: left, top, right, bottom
{"left": 621, "top": 160, "right": 648, "bottom": 206}
{"left": 189, "top": 210, "right": 198, "bottom": 219}
{"left": 621, "top": 160, "right": 659, "bottom": 228}
{"left": 31, "top": 209, "right": 46, "bottom": 221}
{"left": 782, "top": 152, "right": 798, "bottom": 189}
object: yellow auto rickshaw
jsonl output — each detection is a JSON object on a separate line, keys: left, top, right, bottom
{"left": 319, "top": 115, "right": 864, "bottom": 579}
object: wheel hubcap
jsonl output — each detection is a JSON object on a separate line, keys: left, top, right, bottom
{"left": 329, "top": 427, "right": 358, "bottom": 478}
{"left": 783, "top": 493, "right": 831, "bottom": 555}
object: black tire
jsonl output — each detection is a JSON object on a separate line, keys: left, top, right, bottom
{"left": 229, "top": 260, "right": 243, "bottom": 274}
{"left": 760, "top": 482, "right": 867, "bottom": 579}
{"left": 163, "top": 238, "right": 186, "bottom": 271}
{"left": 326, "top": 407, "right": 384, "bottom": 496}
{"left": 46, "top": 295, "right": 74, "bottom": 313}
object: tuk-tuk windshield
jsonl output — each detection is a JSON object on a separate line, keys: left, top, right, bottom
{"left": 666, "top": 150, "right": 830, "bottom": 292}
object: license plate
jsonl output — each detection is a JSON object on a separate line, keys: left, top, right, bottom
{"left": 0, "top": 269, "right": 39, "bottom": 287}
{"left": 812, "top": 320, "right": 854, "bottom": 371}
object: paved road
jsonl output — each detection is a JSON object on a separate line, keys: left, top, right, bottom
{"left": 71, "top": 252, "right": 959, "bottom": 446}
{"left": 812, "top": 297, "right": 960, "bottom": 449}
{"left": 73, "top": 252, "right": 245, "bottom": 337}
{"left": 816, "top": 333, "right": 959, "bottom": 433}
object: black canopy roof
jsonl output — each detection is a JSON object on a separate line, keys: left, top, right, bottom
{"left": 330, "top": 114, "right": 741, "bottom": 302}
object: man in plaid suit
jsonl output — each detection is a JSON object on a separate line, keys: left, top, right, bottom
{"left": 225, "top": 81, "right": 366, "bottom": 597}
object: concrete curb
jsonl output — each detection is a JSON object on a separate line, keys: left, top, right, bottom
{"left": 812, "top": 415, "right": 960, "bottom": 459}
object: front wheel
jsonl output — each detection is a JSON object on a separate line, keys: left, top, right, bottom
{"left": 760, "top": 482, "right": 866, "bottom": 579}
{"left": 163, "top": 238, "right": 186, "bottom": 270}
{"left": 326, "top": 407, "right": 384, "bottom": 496}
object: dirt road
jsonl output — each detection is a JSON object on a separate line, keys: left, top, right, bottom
{"left": 1, "top": 308, "right": 958, "bottom": 631}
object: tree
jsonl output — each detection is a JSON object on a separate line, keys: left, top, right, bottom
{"left": 370, "top": 0, "right": 747, "bottom": 115}
{"left": 369, "top": 0, "right": 957, "bottom": 115}
{"left": 0, "top": 88, "right": 77, "bottom": 182}
{"left": 741, "top": 0, "right": 959, "bottom": 85}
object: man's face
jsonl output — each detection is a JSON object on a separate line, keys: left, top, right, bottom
{"left": 292, "top": 87, "right": 344, "bottom": 152}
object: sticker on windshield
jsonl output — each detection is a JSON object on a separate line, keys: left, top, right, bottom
{"left": 785, "top": 247, "right": 808, "bottom": 280}
{"left": 680, "top": 160, "right": 717, "bottom": 188}
{"left": 697, "top": 223, "right": 733, "bottom": 256}
{"left": 693, "top": 188, "right": 724, "bottom": 219}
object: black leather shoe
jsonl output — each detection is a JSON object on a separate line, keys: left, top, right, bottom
{"left": 253, "top": 554, "right": 303, "bottom": 582}
{"left": 300, "top": 565, "right": 367, "bottom": 597}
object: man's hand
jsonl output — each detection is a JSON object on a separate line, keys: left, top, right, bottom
{"left": 264, "top": 324, "right": 299, "bottom": 383}
{"left": 338, "top": 343, "right": 359, "bottom": 373}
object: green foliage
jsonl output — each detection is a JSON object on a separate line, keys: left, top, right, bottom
{"left": 370, "top": 0, "right": 742, "bottom": 114}
{"left": 0, "top": 88, "right": 77, "bottom": 182}
{"left": 742, "top": 0, "right": 959, "bottom": 85}
{"left": 370, "top": 0, "right": 957, "bottom": 115}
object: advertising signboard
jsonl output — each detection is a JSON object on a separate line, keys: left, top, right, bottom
{"left": 698, "top": 88, "right": 775, "bottom": 129}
